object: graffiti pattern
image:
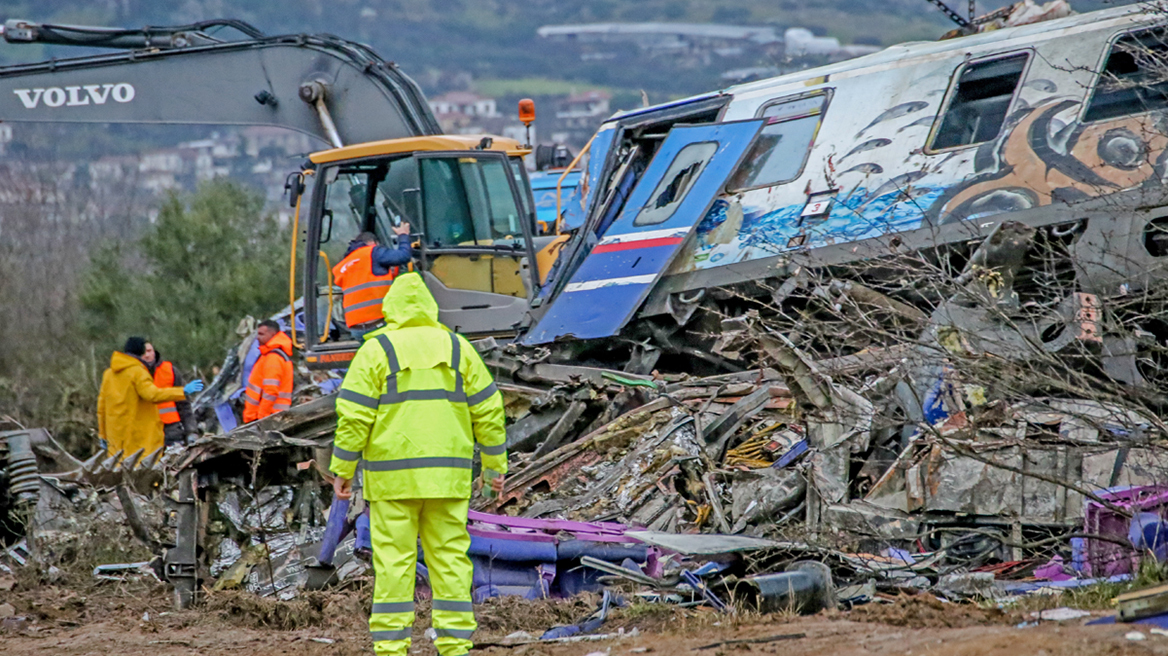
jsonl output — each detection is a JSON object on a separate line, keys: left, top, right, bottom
{"left": 688, "top": 98, "right": 1168, "bottom": 271}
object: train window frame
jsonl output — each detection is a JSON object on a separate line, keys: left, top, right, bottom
{"left": 632, "top": 141, "right": 720, "bottom": 226}
{"left": 1083, "top": 27, "right": 1168, "bottom": 123}
{"left": 725, "top": 89, "right": 832, "bottom": 193}
{"left": 926, "top": 50, "right": 1032, "bottom": 153}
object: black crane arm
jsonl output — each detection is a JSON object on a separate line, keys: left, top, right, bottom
{"left": 0, "top": 18, "right": 441, "bottom": 147}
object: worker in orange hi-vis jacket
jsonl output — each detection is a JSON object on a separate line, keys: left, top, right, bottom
{"left": 331, "top": 224, "right": 413, "bottom": 341}
{"left": 242, "top": 320, "right": 294, "bottom": 422}
{"left": 145, "top": 344, "right": 196, "bottom": 446}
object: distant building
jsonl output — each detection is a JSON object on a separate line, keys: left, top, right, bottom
{"left": 88, "top": 155, "right": 139, "bottom": 186}
{"left": 429, "top": 91, "right": 500, "bottom": 119}
{"left": 538, "top": 22, "right": 783, "bottom": 70}
{"left": 539, "top": 22, "right": 881, "bottom": 81}
{"left": 137, "top": 148, "right": 186, "bottom": 193}
{"left": 239, "top": 126, "right": 316, "bottom": 157}
{"left": 137, "top": 133, "right": 238, "bottom": 192}
{"left": 3, "top": 123, "right": 321, "bottom": 219}
{"left": 551, "top": 90, "right": 612, "bottom": 148}
{"left": 784, "top": 27, "right": 881, "bottom": 59}
{"left": 556, "top": 91, "right": 611, "bottom": 127}
{"left": 721, "top": 66, "right": 782, "bottom": 82}
{"left": 427, "top": 90, "right": 534, "bottom": 147}
{"left": 537, "top": 23, "right": 781, "bottom": 53}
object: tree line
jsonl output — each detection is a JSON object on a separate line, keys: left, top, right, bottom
{"left": 0, "top": 172, "right": 289, "bottom": 456}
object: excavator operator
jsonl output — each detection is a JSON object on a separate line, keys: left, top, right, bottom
{"left": 332, "top": 224, "right": 414, "bottom": 340}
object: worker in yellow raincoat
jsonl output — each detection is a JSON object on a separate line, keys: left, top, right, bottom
{"left": 329, "top": 273, "right": 506, "bottom": 656}
{"left": 97, "top": 336, "right": 204, "bottom": 459}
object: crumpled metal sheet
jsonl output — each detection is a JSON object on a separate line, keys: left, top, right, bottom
{"left": 1082, "top": 448, "right": 1168, "bottom": 490}
{"left": 730, "top": 468, "right": 805, "bottom": 533}
{"left": 822, "top": 501, "right": 921, "bottom": 542}
{"left": 245, "top": 526, "right": 327, "bottom": 599}
{"left": 624, "top": 530, "right": 785, "bottom": 555}
{"left": 862, "top": 437, "right": 1168, "bottom": 523}
{"left": 218, "top": 486, "right": 295, "bottom": 534}
{"left": 808, "top": 447, "right": 850, "bottom": 506}
{"left": 506, "top": 406, "right": 700, "bottom": 525}
{"left": 212, "top": 538, "right": 242, "bottom": 577}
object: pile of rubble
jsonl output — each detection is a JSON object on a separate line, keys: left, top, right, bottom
{"left": 2, "top": 310, "right": 1166, "bottom": 619}
{"left": 464, "top": 326, "right": 1166, "bottom": 611}
{"left": 489, "top": 331, "right": 1158, "bottom": 536}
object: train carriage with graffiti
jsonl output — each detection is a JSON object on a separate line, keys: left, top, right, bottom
{"left": 526, "top": 4, "right": 1168, "bottom": 391}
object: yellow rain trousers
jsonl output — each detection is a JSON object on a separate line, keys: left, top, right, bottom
{"left": 368, "top": 498, "right": 475, "bottom": 656}
{"left": 329, "top": 272, "right": 507, "bottom": 656}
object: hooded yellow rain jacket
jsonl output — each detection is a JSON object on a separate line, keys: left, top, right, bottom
{"left": 328, "top": 272, "right": 507, "bottom": 497}
{"left": 97, "top": 351, "right": 187, "bottom": 458}
{"left": 328, "top": 272, "right": 506, "bottom": 656}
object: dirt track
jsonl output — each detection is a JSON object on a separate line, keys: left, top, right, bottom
{"left": 2, "top": 581, "right": 1166, "bottom": 656}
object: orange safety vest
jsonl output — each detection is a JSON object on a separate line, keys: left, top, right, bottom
{"left": 153, "top": 361, "right": 181, "bottom": 425}
{"left": 243, "top": 331, "right": 295, "bottom": 423}
{"left": 331, "top": 244, "right": 397, "bottom": 328}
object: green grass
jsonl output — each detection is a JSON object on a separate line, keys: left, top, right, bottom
{"left": 475, "top": 77, "right": 616, "bottom": 98}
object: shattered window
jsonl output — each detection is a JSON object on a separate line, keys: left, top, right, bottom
{"left": 1085, "top": 29, "right": 1168, "bottom": 122}
{"left": 634, "top": 141, "right": 718, "bottom": 226}
{"left": 727, "top": 93, "right": 827, "bottom": 192}
{"left": 930, "top": 53, "right": 1028, "bottom": 150}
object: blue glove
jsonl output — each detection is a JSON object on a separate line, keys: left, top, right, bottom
{"left": 183, "top": 380, "right": 204, "bottom": 395}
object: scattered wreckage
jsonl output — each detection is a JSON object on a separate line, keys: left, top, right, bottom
{"left": 5, "top": 159, "right": 1168, "bottom": 622}
{"left": 5, "top": 219, "right": 1168, "bottom": 617}
{"left": 5, "top": 0, "right": 1168, "bottom": 628}
{"left": 3, "top": 291, "right": 1165, "bottom": 618}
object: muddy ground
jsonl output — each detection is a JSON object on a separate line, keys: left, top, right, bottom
{"left": 2, "top": 577, "right": 1167, "bottom": 656}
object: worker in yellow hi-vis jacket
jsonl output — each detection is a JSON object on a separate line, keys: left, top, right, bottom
{"left": 329, "top": 272, "right": 507, "bottom": 656}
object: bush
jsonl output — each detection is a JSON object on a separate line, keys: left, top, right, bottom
{"left": 81, "top": 180, "right": 290, "bottom": 370}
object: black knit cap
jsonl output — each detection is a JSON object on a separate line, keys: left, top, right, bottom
{"left": 123, "top": 336, "right": 148, "bottom": 356}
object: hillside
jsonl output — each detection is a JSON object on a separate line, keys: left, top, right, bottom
{"left": 0, "top": 0, "right": 1136, "bottom": 162}
{"left": 0, "top": 0, "right": 1132, "bottom": 102}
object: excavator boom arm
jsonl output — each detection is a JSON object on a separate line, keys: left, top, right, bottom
{"left": 0, "top": 19, "right": 440, "bottom": 146}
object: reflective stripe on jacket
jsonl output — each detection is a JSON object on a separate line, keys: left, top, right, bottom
{"left": 243, "top": 331, "right": 295, "bottom": 422}
{"left": 329, "top": 272, "right": 507, "bottom": 501}
{"left": 153, "top": 361, "right": 180, "bottom": 425}
{"left": 332, "top": 244, "right": 397, "bottom": 328}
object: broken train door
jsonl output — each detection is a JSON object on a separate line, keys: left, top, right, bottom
{"left": 523, "top": 120, "right": 762, "bottom": 344}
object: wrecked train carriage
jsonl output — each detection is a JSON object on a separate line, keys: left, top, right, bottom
{"left": 527, "top": 5, "right": 1168, "bottom": 388}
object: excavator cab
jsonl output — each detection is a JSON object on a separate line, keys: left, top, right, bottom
{"left": 298, "top": 135, "right": 548, "bottom": 369}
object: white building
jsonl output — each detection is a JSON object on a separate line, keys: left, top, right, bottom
{"left": 784, "top": 27, "right": 881, "bottom": 59}
{"left": 428, "top": 91, "right": 500, "bottom": 119}
{"left": 537, "top": 23, "right": 781, "bottom": 52}
{"left": 239, "top": 126, "right": 317, "bottom": 158}
{"left": 556, "top": 91, "right": 611, "bottom": 125}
